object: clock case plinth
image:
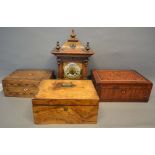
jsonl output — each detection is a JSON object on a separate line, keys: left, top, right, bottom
{"left": 52, "top": 30, "right": 94, "bottom": 79}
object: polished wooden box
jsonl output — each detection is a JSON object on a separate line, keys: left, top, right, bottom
{"left": 92, "top": 70, "right": 153, "bottom": 102}
{"left": 32, "top": 80, "right": 99, "bottom": 124}
{"left": 2, "top": 69, "right": 53, "bottom": 98}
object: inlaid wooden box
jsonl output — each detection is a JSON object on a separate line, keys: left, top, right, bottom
{"left": 92, "top": 70, "right": 153, "bottom": 102}
{"left": 2, "top": 69, "right": 53, "bottom": 98}
{"left": 32, "top": 80, "right": 99, "bottom": 124}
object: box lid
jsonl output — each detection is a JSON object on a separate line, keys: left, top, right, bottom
{"left": 93, "top": 69, "right": 152, "bottom": 85}
{"left": 3, "top": 69, "right": 52, "bottom": 81}
{"left": 33, "top": 80, "right": 99, "bottom": 106}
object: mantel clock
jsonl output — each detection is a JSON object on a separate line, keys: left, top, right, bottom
{"left": 52, "top": 30, "right": 94, "bottom": 79}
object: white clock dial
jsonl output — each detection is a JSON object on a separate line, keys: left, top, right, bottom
{"left": 64, "top": 62, "right": 82, "bottom": 79}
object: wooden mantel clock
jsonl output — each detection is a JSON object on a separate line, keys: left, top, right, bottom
{"left": 52, "top": 30, "right": 94, "bottom": 79}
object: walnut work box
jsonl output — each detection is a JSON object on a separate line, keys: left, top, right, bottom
{"left": 92, "top": 70, "right": 153, "bottom": 102}
{"left": 32, "top": 80, "right": 99, "bottom": 124}
{"left": 2, "top": 69, "right": 53, "bottom": 98}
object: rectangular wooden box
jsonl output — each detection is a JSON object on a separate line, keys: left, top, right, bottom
{"left": 32, "top": 80, "right": 99, "bottom": 124}
{"left": 92, "top": 70, "right": 153, "bottom": 102}
{"left": 2, "top": 69, "right": 53, "bottom": 98}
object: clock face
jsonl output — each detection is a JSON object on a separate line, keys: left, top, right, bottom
{"left": 63, "top": 62, "right": 82, "bottom": 79}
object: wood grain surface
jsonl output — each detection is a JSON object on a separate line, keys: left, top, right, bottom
{"left": 93, "top": 69, "right": 152, "bottom": 83}
{"left": 35, "top": 80, "right": 99, "bottom": 100}
{"left": 33, "top": 105, "right": 98, "bottom": 124}
{"left": 92, "top": 69, "right": 153, "bottom": 102}
{"left": 2, "top": 69, "right": 53, "bottom": 97}
{"left": 32, "top": 80, "right": 99, "bottom": 124}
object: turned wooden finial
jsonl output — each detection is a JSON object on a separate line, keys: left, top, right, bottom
{"left": 86, "top": 42, "right": 90, "bottom": 51}
{"left": 56, "top": 41, "right": 60, "bottom": 50}
{"left": 70, "top": 29, "right": 76, "bottom": 39}
{"left": 68, "top": 29, "right": 78, "bottom": 42}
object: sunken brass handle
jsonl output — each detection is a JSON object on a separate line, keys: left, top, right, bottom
{"left": 61, "top": 83, "right": 74, "bottom": 88}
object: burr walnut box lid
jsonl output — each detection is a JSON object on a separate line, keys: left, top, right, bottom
{"left": 33, "top": 80, "right": 99, "bottom": 106}
{"left": 93, "top": 69, "right": 152, "bottom": 85}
